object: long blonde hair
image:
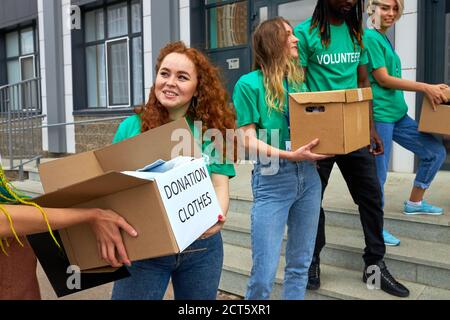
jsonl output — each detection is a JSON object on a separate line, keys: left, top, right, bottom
{"left": 252, "top": 17, "right": 304, "bottom": 112}
{"left": 367, "top": 0, "right": 404, "bottom": 21}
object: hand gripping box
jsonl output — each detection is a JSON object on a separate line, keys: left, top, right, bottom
{"left": 419, "top": 89, "right": 450, "bottom": 136}
{"left": 289, "top": 88, "right": 372, "bottom": 155}
{"left": 33, "top": 119, "right": 222, "bottom": 272}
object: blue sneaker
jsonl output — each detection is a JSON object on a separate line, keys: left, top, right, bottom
{"left": 403, "top": 200, "right": 443, "bottom": 216}
{"left": 383, "top": 229, "right": 400, "bottom": 246}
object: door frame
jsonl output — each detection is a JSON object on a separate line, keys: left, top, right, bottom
{"left": 417, "top": 0, "right": 449, "bottom": 171}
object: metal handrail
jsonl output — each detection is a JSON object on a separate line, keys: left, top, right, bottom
{"left": 0, "top": 77, "right": 42, "bottom": 91}
{"left": 0, "top": 77, "right": 131, "bottom": 180}
{"left": 1, "top": 77, "right": 43, "bottom": 179}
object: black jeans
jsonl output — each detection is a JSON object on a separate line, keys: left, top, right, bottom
{"left": 313, "top": 147, "right": 386, "bottom": 266}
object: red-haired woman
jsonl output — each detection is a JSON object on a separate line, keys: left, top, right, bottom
{"left": 111, "top": 41, "right": 236, "bottom": 300}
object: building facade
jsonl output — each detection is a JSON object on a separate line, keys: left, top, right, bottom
{"left": 0, "top": 0, "right": 449, "bottom": 172}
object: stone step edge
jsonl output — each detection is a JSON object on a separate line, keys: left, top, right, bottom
{"left": 223, "top": 213, "right": 450, "bottom": 271}
{"left": 230, "top": 196, "right": 450, "bottom": 228}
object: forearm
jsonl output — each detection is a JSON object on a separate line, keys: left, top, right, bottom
{"left": 357, "top": 75, "right": 375, "bottom": 129}
{"left": 244, "top": 134, "right": 292, "bottom": 160}
{"left": 0, "top": 205, "right": 96, "bottom": 237}
{"left": 214, "top": 185, "right": 229, "bottom": 217}
{"left": 211, "top": 174, "right": 230, "bottom": 217}
{"left": 378, "top": 75, "right": 426, "bottom": 93}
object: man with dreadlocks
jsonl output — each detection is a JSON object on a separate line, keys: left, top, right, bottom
{"left": 294, "top": 0, "right": 409, "bottom": 297}
{"left": 0, "top": 162, "right": 137, "bottom": 299}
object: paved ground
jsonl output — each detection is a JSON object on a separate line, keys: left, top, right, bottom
{"left": 16, "top": 163, "right": 450, "bottom": 299}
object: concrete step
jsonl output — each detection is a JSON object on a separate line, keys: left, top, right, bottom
{"left": 27, "top": 168, "right": 41, "bottom": 182}
{"left": 229, "top": 197, "right": 450, "bottom": 245}
{"left": 10, "top": 179, "right": 44, "bottom": 198}
{"left": 1, "top": 158, "right": 56, "bottom": 182}
{"left": 223, "top": 212, "right": 450, "bottom": 290}
{"left": 221, "top": 244, "right": 450, "bottom": 300}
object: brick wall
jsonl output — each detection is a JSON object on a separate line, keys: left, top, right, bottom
{"left": 0, "top": 115, "right": 43, "bottom": 159}
{"left": 74, "top": 116, "right": 123, "bottom": 153}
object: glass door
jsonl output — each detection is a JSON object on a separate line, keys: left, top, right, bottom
{"left": 276, "top": 0, "right": 316, "bottom": 27}
{"left": 253, "top": 0, "right": 316, "bottom": 29}
{"left": 441, "top": 1, "right": 450, "bottom": 170}
{"left": 420, "top": 0, "right": 450, "bottom": 170}
{"left": 205, "top": 0, "right": 252, "bottom": 94}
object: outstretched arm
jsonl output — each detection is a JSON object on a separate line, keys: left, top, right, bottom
{"left": 238, "top": 123, "right": 331, "bottom": 162}
{"left": 371, "top": 67, "right": 448, "bottom": 109}
{"left": 358, "top": 65, "right": 384, "bottom": 156}
{"left": 0, "top": 205, "right": 137, "bottom": 267}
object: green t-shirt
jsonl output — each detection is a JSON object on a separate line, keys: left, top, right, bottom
{"left": 295, "top": 17, "right": 369, "bottom": 91}
{"left": 364, "top": 29, "right": 408, "bottom": 123}
{"left": 0, "top": 185, "right": 12, "bottom": 203}
{"left": 232, "top": 69, "right": 307, "bottom": 151}
{"left": 113, "top": 115, "right": 236, "bottom": 178}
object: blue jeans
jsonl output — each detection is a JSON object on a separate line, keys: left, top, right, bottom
{"left": 245, "top": 159, "right": 321, "bottom": 300}
{"left": 375, "top": 115, "right": 447, "bottom": 206}
{"left": 111, "top": 232, "right": 223, "bottom": 300}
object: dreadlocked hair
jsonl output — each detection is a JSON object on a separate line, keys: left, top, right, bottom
{"left": 0, "top": 165, "right": 60, "bottom": 255}
{"left": 252, "top": 17, "right": 304, "bottom": 112}
{"left": 310, "top": 0, "right": 365, "bottom": 49}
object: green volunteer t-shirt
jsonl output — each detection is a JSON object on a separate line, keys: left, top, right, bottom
{"left": 295, "top": 17, "right": 368, "bottom": 91}
{"left": 113, "top": 115, "right": 236, "bottom": 178}
{"left": 364, "top": 29, "right": 408, "bottom": 123}
{"left": 232, "top": 69, "right": 308, "bottom": 151}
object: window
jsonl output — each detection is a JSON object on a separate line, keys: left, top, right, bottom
{"left": 3, "top": 26, "right": 39, "bottom": 111}
{"left": 5, "top": 27, "right": 38, "bottom": 84}
{"left": 206, "top": 1, "right": 248, "bottom": 49}
{"left": 84, "top": 1, "right": 143, "bottom": 109}
{"left": 278, "top": 0, "right": 317, "bottom": 27}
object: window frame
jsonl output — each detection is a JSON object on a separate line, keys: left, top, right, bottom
{"left": 19, "top": 54, "right": 36, "bottom": 80}
{"left": 4, "top": 25, "right": 39, "bottom": 85}
{"left": 105, "top": 36, "right": 131, "bottom": 108}
{"left": 205, "top": 0, "right": 250, "bottom": 51}
{"left": 82, "top": 0, "right": 144, "bottom": 110}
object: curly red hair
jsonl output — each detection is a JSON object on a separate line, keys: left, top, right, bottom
{"left": 136, "top": 42, "right": 236, "bottom": 153}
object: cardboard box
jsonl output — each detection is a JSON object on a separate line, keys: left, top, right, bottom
{"left": 33, "top": 119, "right": 222, "bottom": 272}
{"left": 418, "top": 89, "right": 450, "bottom": 136}
{"left": 289, "top": 88, "right": 372, "bottom": 154}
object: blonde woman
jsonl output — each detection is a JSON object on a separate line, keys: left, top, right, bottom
{"left": 233, "top": 17, "right": 329, "bottom": 300}
{"left": 365, "top": 0, "right": 447, "bottom": 228}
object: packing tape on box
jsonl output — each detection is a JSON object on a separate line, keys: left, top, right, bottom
{"left": 357, "top": 88, "right": 363, "bottom": 101}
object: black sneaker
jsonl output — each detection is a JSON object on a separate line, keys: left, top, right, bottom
{"left": 307, "top": 258, "right": 321, "bottom": 290}
{"left": 363, "top": 260, "right": 410, "bottom": 298}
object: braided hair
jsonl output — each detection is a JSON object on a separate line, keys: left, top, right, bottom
{"left": 0, "top": 165, "right": 60, "bottom": 255}
{"left": 310, "top": 0, "right": 365, "bottom": 48}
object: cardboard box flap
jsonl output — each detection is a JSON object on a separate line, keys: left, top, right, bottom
{"left": 39, "top": 151, "right": 104, "bottom": 193}
{"left": 289, "top": 90, "right": 347, "bottom": 105}
{"left": 34, "top": 172, "right": 151, "bottom": 208}
{"left": 95, "top": 118, "right": 201, "bottom": 173}
{"left": 345, "top": 88, "right": 373, "bottom": 103}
